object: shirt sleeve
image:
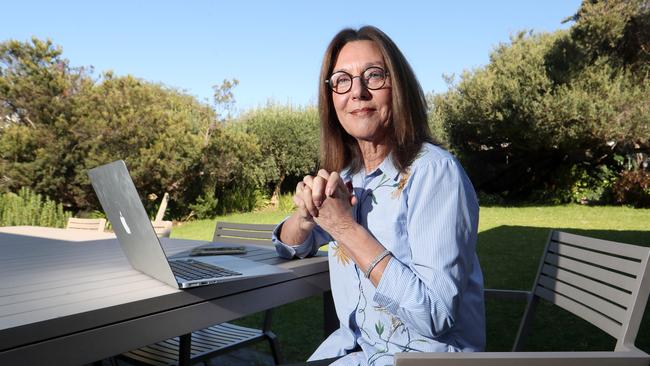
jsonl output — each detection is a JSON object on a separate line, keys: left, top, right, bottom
{"left": 272, "top": 217, "right": 333, "bottom": 259}
{"left": 373, "top": 157, "right": 479, "bottom": 338}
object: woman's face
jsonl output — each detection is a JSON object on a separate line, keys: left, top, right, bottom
{"left": 331, "top": 40, "right": 392, "bottom": 144}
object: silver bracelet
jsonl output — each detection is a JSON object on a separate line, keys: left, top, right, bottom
{"left": 364, "top": 249, "right": 391, "bottom": 278}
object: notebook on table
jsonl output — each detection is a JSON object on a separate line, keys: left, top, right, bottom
{"left": 88, "top": 160, "right": 289, "bottom": 289}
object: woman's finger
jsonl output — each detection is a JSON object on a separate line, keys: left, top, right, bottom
{"left": 325, "top": 171, "right": 345, "bottom": 198}
{"left": 316, "top": 169, "right": 330, "bottom": 180}
{"left": 295, "top": 181, "right": 305, "bottom": 193}
{"left": 293, "top": 181, "right": 313, "bottom": 216}
{"left": 312, "top": 175, "right": 328, "bottom": 208}
{"left": 299, "top": 182, "right": 318, "bottom": 217}
{"left": 302, "top": 175, "right": 314, "bottom": 189}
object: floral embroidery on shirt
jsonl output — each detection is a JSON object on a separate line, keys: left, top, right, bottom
{"left": 332, "top": 242, "right": 351, "bottom": 266}
{"left": 357, "top": 281, "right": 370, "bottom": 336}
{"left": 391, "top": 168, "right": 411, "bottom": 199}
{"left": 374, "top": 305, "right": 404, "bottom": 334}
{"left": 375, "top": 321, "right": 384, "bottom": 337}
{"left": 369, "top": 174, "right": 399, "bottom": 205}
{"left": 360, "top": 289, "right": 431, "bottom": 365}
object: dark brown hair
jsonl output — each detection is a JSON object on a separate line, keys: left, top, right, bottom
{"left": 318, "top": 26, "right": 435, "bottom": 174}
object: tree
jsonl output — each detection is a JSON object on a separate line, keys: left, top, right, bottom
{"left": 0, "top": 38, "right": 219, "bottom": 214}
{"left": 0, "top": 37, "right": 94, "bottom": 206}
{"left": 191, "top": 124, "right": 266, "bottom": 217}
{"left": 563, "top": 0, "right": 649, "bottom": 75}
{"left": 0, "top": 37, "right": 91, "bottom": 129}
{"left": 71, "top": 73, "right": 217, "bottom": 214}
{"left": 238, "top": 104, "right": 320, "bottom": 204}
{"left": 212, "top": 78, "right": 239, "bottom": 122}
{"left": 434, "top": 0, "right": 649, "bottom": 203}
{"left": 185, "top": 78, "right": 270, "bottom": 217}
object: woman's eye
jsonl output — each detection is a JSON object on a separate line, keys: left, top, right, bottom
{"left": 335, "top": 76, "right": 351, "bottom": 85}
{"left": 367, "top": 71, "right": 384, "bottom": 79}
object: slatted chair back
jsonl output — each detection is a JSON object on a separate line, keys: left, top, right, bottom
{"left": 514, "top": 230, "right": 650, "bottom": 352}
{"left": 394, "top": 231, "right": 650, "bottom": 365}
{"left": 66, "top": 217, "right": 106, "bottom": 232}
{"left": 212, "top": 222, "right": 275, "bottom": 246}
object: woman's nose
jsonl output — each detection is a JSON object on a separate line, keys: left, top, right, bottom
{"left": 350, "top": 77, "right": 371, "bottom": 100}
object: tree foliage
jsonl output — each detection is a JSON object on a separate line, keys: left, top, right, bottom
{"left": 212, "top": 78, "right": 239, "bottom": 121}
{"left": 0, "top": 38, "right": 94, "bottom": 207}
{"left": 238, "top": 104, "right": 320, "bottom": 202}
{"left": 191, "top": 124, "right": 267, "bottom": 217}
{"left": 0, "top": 37, "right": 91, "bottom": 129}
{"left": 435, "top": 0, "right": 650, "bottom": 204}
{"left": 0, "top": 37, "right": 313, "bottom": 217}
{"left": 0, "top": 38, "right": 219, "bottom": 215}
{"left": 8, "top": 0, "right": 646, "bottom": 215}
{"left": 70, "top": 73, "right": 214, "bottom": 214}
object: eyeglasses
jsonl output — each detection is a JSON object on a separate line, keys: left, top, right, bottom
{"left": 325, "top": 66, "right": 390, "bottom": 94}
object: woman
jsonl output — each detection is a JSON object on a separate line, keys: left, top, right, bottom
{"left": 273, "top": 26, "right": 485, "bottom": 365}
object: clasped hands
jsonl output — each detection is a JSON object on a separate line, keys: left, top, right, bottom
{"left": 293, "top": 169, "right": 358, "bottom": 236}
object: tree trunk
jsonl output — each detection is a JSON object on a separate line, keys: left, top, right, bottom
{"left": 270, "top": 174, "right": 285, "bottom": 208}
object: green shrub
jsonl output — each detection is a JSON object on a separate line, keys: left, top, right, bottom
{"left": 192, "top": 125, "right": 268, "bottom": 217}
{"left": 0, "top": 187, "right": 71, "bottom": 227}
{"left": 568, "top": 164, "right": 618, "bottom": 205}
{"left": 476, "top": 191, "right": 506, "bottom": 206}
{"left": 218, "top": 187, "right": 266, "bottom": 214}
{"left": 613, "top": 170, "right": 650, "bottom": 207}
{"left": 188, "top": 192, "right": 219, "bottom": 220}
{"left": 278, "top": 193, "right": 297, "bottom": 212}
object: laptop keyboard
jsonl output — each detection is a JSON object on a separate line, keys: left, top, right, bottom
{"left": 169, "top": 259, "right": 241, "bottom": 281}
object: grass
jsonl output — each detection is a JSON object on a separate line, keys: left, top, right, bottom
{"left": 171, "top": 204, "right": 650, "bottom": 362}
{"left": 476, "top": 205, "right": 650, "bottom": 353}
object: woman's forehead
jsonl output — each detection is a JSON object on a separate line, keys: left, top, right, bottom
{"left": 333, "top": 40, "right": 385, "bottom": 72}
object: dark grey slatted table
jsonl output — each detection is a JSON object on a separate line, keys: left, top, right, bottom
{"left": 0, "top": 232, "right": 330, "bottom": 365}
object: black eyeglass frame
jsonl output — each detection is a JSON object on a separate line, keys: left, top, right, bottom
{"left": 324, "top": 66, "right": 390, "bottom": 94}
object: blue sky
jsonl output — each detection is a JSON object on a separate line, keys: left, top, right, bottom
{"left": 2, "top": 0, "right": 582, "bottom": 112}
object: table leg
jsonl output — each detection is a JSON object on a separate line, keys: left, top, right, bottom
{"left": 178, "top": 333, "right": 191, "bottom": 366}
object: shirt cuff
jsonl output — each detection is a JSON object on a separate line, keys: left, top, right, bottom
{"left": 372, "top": 256, "right": 409, "bottom": 313}
{"left": 272, "top": 219, "right": 316, "bottom": 259}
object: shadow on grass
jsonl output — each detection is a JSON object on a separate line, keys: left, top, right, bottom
{"left": 479, "top": 225, "right": 650, "bottom": 353}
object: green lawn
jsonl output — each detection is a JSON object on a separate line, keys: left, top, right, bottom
{"left": 171, "top": 205, "right": 650, "bottom": 362}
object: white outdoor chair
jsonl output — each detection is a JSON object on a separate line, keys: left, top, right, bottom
{"left": 395, "top": 230, "right": 650, "bottom": 366}
{"left": 66, "top": 217, "right": 106, "bottom": 232}
{"left": 152, "top": 220, "right": 173, "bottom": 238}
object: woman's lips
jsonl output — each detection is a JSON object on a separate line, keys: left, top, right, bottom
{"left": 350, "top": 107, "right": 375, "bottom": 116}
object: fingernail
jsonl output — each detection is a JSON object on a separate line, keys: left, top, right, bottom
{"left": 315, "top": 200, "right": 322, "bottom": 207}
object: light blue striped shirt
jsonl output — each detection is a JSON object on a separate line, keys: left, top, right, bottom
{"left": 273, "top": 143, "right": 485, "bottom": 365}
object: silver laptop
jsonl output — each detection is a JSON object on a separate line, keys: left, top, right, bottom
{"left": 88, "top": 160, "right": 289, "bottom": 289}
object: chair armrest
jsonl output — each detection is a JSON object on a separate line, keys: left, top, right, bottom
{"left": 617, "top": 343, "right": 647, "bottom": 353}
{"left": 394, "top": 351, "right": 650, "bottom": 366}
{"left": 484, "top": 288, "right": 530, "bottom": 300}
